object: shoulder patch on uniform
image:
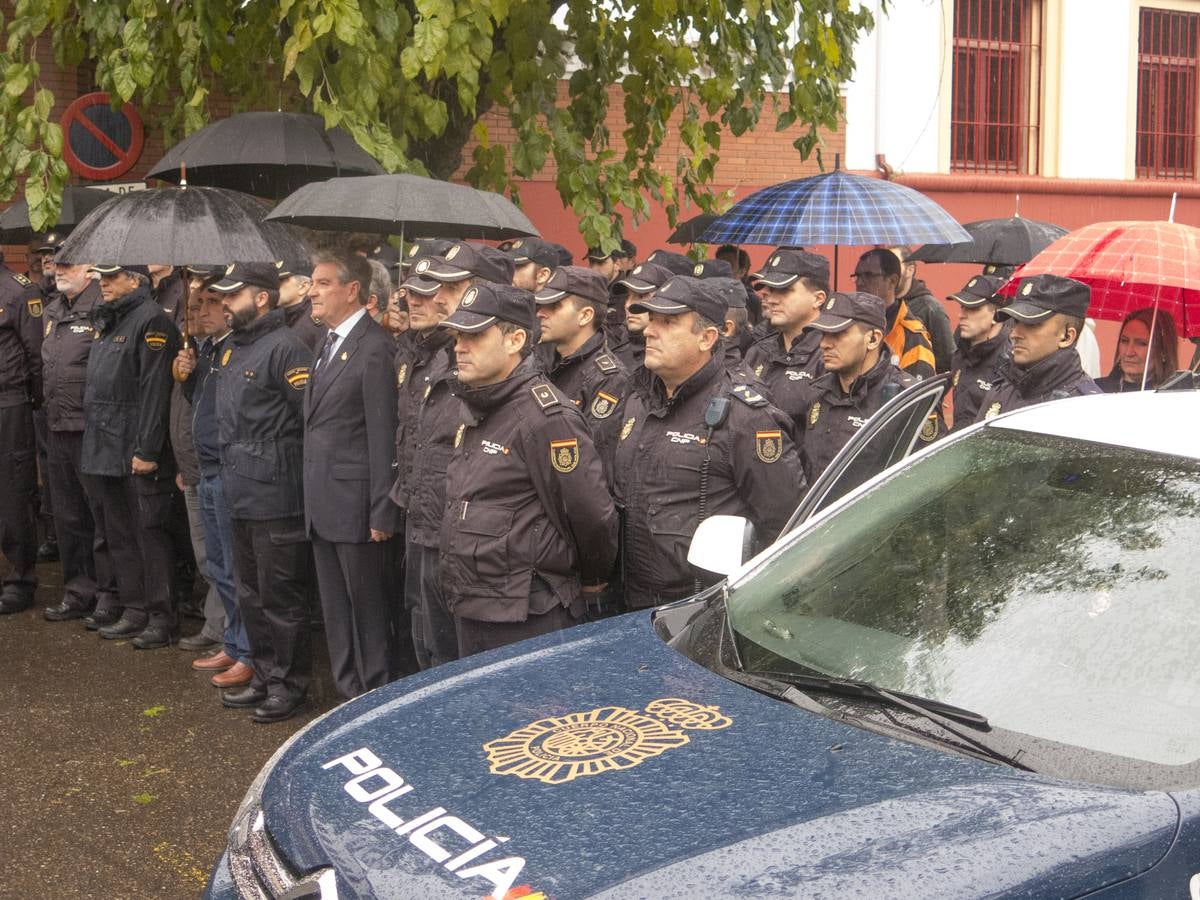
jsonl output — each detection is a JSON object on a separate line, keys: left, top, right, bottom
{"left": 12, "top": 272, "right": 31, "bottom": 286}
{"left": 144, "top": 331, "right": 168, "bottom": 350}
{"left": 590, "top": 390, "right": 619, "bottom": 419}
{"left": 221, "top": 347, "right": 232, "bottom": 367}
{"left": 919, "top": 415, "right": 938, "bottom": 443}
{"left": 531, "top": 383, "right": 560, "bottom": 410}
{"left": 594, "top": 352, "right": 618, "bottom": 374}
{"left": 730, "top": 384, "right": 767, "bottom": 407}
{"left": 755, "top": 430, "right": 783, "bottom": 463}
{"left": 285, "top": 366, "right": 310, "bottom": 390}
{"left": 397, "top": 362, "right": 408, "bottom": 386}
{"left": 809, "top": 400, "right": 821, "bottom": 426}
{"left": 550, "top": 438, "right": 579, "bottom": 473}
{"left": 620, "top": 417, "right": 636, "bottom": 440}
{"left": 27, "top": 297, "right": 43, "bottom": 318}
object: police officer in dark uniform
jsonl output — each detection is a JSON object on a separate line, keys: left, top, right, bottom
{"left": 390, "top": 243, "right": 514, "bottom": 668}
{"left": 210, "top": 262, "right": 314, "bottom": 722}
{"left": 440, "top": 281, "right": 618, "bottom": 656}
{"left": 976, "top": 275, "right": 1102, "bottom": 422}
{"left": 794, "top": 292, "right": 927, "bottom": 482}
{"left": 743, "top": 250, "right": 830, "bottom": 429}
{"left": 0, "top": 253, "right": 44, "bottom": 613}
{"left": 278, "top": 258, "right": 327, "bottom": 355}
{"left": 614, "top": 276, "right": 805, "bottom": 609}
{"left": 29, "top": 234, "right": 60, "bottom": 560}
{"left": 534, "top": 266, "right": 631, "bottom": 473}
{"left": 41, "top": 256, "right": 120, "bottom": 621}
{"left": 506, "top": 238, "right": 570, "bottom": 294}
{"left": 81, "top": 264, "right": 182, "bottom": 646}
{"left": 610, "top": 261, "right": 674, "bottom": 371}
{"left": 947, "top": 273, "right": 1012, "bottom": 430}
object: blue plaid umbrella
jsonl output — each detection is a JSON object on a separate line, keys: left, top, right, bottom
{"left": 696, "top": 170, "right": 971, "bottom": 247}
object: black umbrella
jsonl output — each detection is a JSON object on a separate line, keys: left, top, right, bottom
{"left": 908, "top": 216, "right": 1069, "bottom": 265}
{"left": 667, "top": 212, "right": 719, "bottom": 244}
{"left": 146, "top": 112, "right": 384, "bottom": 200}
{"left": 264, "top": 174, "right": 539, "bottom": 241}
{"left": 0, "top": 185, "right": 115, "bottom": 244}
{"left": 56, "top": 185, "right": 310, "bottom": 266}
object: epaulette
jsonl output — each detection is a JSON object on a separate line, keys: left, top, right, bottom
{"left": 730, "top": 384, "right": 767, "bottom": 407}
{"left": 594, "top": 352, "right": 618, "bottom": 374}
{"left": 530, "top": 383, "right": 561, "bottom": 412}
{"left": 12, "top": 272, "right": 31, "bottom": 286}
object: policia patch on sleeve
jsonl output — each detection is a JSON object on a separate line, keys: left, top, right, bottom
{"left": 590, "top": 390, "right": 619, "bottom": 419}
{"left": 755, "top": 430, "right": 783, "bottom": 463}
{"left": 144, "top": 331, "right": 168, "bottom": 350}
{"left": 550, "top": 438, "right": 579, "bottom": 473}
{"left": 27, "top": 297, "right": 43, "bottom": 318}
{"left": 285, "top": 367, "right": 310, "bottom": 390}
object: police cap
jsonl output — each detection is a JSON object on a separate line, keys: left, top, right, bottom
{"left": 506, "top": 238, "right": 571, "bottom": 270}
{"left": 402, "top": 238, "right": 456, "bottom": 270}
{"left": 415, "top": 242, "right": 514, "bottom": 285}
{"left": 947, "top": 273, "right": 1007, "bottom": 308}
{"left": 753, "top": 249, "right": 830, "bottom": 288}
{"left": 691, "top": 258, "right": 734, "bottom": 279}
{"left": 534, "top": 266, "right": 610, "bottom": 306}
{"left": 441, "top": 281, "right": 536, "bottom": 333}
{"left": 616, "top": 262, "right": 674, "bottom": 294}
{"left": 998, "top": 274, "right": 1090, "bottom": 323}
{"left": 209, "top": 261, "right": 281, "bottom": 293}
{"left": 709, "top": 276, "right": 748, "bottom": 310}
{"left": 644, "top": 249, "right": 694, "bottom": 276}
{"left": 807, "top": 291, "right": 887, "bottom": 333}
{"left": 89, "top": 263, "right": 152, "bottom": 281}
{"left": 277, "top": 257, "right": 313, "bottom": 279}
{"left": 33, "top": 232, "right": 62, "bottom": 254}
{"left": 628, "top": 275, "right": 727, "bottom": 325}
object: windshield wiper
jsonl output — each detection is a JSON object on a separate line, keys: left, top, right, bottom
{"left": 749, "top": 669, "right": 1036, "bottom": 773}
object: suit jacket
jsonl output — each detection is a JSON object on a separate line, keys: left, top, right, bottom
{"left": 303, "top": 313, "right": 403, "bottom": 542}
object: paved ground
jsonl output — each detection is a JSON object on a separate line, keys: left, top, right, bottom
{"left": 0, "top": 558, "right": 341, "bottom": 899}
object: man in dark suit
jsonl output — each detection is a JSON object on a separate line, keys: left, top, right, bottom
{"left": 305, "top": 251, "right": 405, "bottom": 699}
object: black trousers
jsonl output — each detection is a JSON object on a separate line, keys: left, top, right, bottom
{"left": 312, "top": 533, "right": 394, "bottom": 699}
{"left": 33, "top": 408, "right": 55, "bottom": 542}
{"left": 454, "top": 603, "right": 580, "bottom": 658}
{"left": 404, "top": 540, "right": 459, "bottom": 669}
{"left": 88, "top": 473, "right": 177, "bottom": 628}
{"left": 0, "top": 403, "right": 37, "bottom": 598}
{"left": 231, "top": 516, "right": 312, "bottom": 702}
{"left": 46, "top": 429, "right": 106, "bottom": 609}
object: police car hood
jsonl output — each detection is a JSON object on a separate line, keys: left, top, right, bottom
{"left": 261, "top": 613, "right": 1177, "bottom": 899}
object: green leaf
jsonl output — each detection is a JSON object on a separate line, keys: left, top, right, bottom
{"left": 141, "top": 705, "right": 167, "bottom": 718}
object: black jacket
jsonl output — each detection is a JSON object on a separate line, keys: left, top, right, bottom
{"left": 545, "top": 331, "right": 631, "bottom": 477}
{"left": 82, "top": 286, "right": 179, "bottom": 478}
{"left": 441, "top": 356, "right": 618, "bottom": 622}
{"left": 902, "top": 279, "right": 955, "bottom": 374}
{"left": 743, "top": 328, "right": 825, "bottom": 429}
{"left": 184, "top": 332, "right": 228, "bottom": 479}
{"left": 215, "top": 309, "right": 311, "bottom": 520}
{"left": 0, "top": 265, "right": 43, "bottom": 409}
{"left": 950, "top": 323, "right": 1012, "bottom": 431}
{"left": 283, "top": 297, "right": 327, "bottom": 356}
{"left": 41, "top": 280, "right": 101, "bottom": 431}
{"left": 615, "top": 355, "right": 805, "bottom": 609}
{"left": 976, "top": 348, "right": 1102, "bottom": 421}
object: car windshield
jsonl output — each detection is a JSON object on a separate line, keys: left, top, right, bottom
{"left": 727, "top": 428, "right": 1200, "bottom": 769}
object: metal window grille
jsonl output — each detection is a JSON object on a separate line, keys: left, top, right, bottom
{"left": 951, "top": 0, "right": 1041, "bottom": 174}
{"left": 1136, "top": 8, "right": 1200, "bottom": 180}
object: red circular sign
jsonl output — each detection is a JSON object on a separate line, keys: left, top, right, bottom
{"left": 60, "top": 92, "right": 144, "bottom": 181}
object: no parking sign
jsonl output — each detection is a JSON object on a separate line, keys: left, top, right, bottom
{"left": 59, "top": 92, "right": 144, "bottom": 181}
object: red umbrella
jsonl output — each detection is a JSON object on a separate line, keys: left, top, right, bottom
{"left": 1001, "top": 220, "right": 1200, "bottom": 338}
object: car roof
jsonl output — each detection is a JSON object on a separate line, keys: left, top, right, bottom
{"left": 988, "top": 390, "right": 1200, "bottom": 459}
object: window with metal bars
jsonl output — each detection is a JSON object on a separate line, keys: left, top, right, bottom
{"left": 1136, "top": 8, "right": 1200, "bottom": 179}
{"left": 950, "top": 0, "right": 1041, "bottom": 174}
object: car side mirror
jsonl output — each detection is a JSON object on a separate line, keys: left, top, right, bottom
{"left": 688, "top": 515, "right": 756, "bottom": 577}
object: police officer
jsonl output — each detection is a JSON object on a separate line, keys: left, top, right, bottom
{"left": 390, "top": 242, "right": 514, "bottom": 668}
{"left": 614, "top": 276, "right": 804, "bottom": 609}
{"left": 440, "top": 281, "right": 618, "bottom": 655}
{"left": 851, "top": 249, "right": 936, "bottom": 379}
{"left": 211, "top": 262, "right": 313, "bottom": 722}
{"left": 743, "top": 249, "right": 831, "bottom": 427}
{"left": 0, "top": 252, "right": 44, "bottom": 614}
{"left": 794, "top": 292, "right": 925, "bottom": 482}
{"left": 947, "top": 273, "right": 1012, "bottom": 430}
{"left": 506, "top": 238, "right": 570, "bottom": 293}
{"left": 41, "top": 256, "right": 120, "bottom": 622}
{"left": 976, "top": 275, "right": 1101, "bottom": 422}
{"left": 534, "top": 266, "right": 631, "bottom": 473}
{"left": 278, "top": 258, "right": 326, "bottom": 355}
{"left": 610, "top": 261, "right": 674, "bottom": 371}
{"left": 81, "top": 264, "right": 182, "bottom": 647}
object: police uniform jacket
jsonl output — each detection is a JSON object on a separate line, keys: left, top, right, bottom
{"left": 303, "top": 314, "right": 403, "bottom": 542}
{"left": 390, "top": 328, "right": 459, "bottom": 549}
{"left": 610, "top": 330, "right": 644, "bottom": 372}
{"left": 41, "top": 281, "right": 102, "bottom": 431}
{"left": 724, "top": 341, "right": 764, "bottom": 391}
{"left": 614, "top": 354, "right": 805, "bottom": 610}
{"left": 441, "top": 356, "right": 618, "bottom": 623}
{"left": 82, "top": 285, "right": 179, "bottom": 479}
{"left": 883, "top": 299, "right": 936, "bottom": 379}
{"left": 0, "top": 265, "right": 43, "bottom": 409}
{"left": 950, "top": 323, "right": 1012, "bottom": 431}
{"left": 794, "top": 350, "right": 917, "bottom": 482}
{"left": 215, "top": 308, "right": 310, "bottom": 520}
{"left": 545, "top": 330, "right": 631, "bottom": 474}
{"left": 975, "top": 347, "right": 1101, "bottom": 423}
{"left": 284, "top": 297, "right": 327, "bottom": 356}
{"left": 743, "top": 329, "right": 825, "bottom": 426}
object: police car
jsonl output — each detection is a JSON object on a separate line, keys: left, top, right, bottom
{"left": 206, "top": 383, "right": 1200, "bottom": 899}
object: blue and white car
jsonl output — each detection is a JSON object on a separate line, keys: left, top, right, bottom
{"left": 206, "top": 381, "right": 1200, "bottom": 899}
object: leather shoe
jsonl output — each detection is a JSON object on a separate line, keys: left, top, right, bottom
{"left": 212, "top": 661, "right": 254, "bottom": 688}
{"left": 192, "top": 650, "right": 235, "bottom": 672}
{"left": 44, "top": 600, "right": 93, "bottom": 622}
{"left": 252, "top": 694, "right": 305, "bottom": 724}
{"left": 0, "top": 594, "right": 33, "bottom": 615}
{"left": 84, "top": 608, "right": 122, "bottom": 631}
{"left": 178, "top": 599, "right": 204, "bottom": 620}
{"left": 36, "top": 540, "right": 59, "bottom": 562}
{"left": 222, "top": 686, "right": 267, "bottom": 709}
{"left": 99, "top": 614, "right": 148, "bottom": 639}
{"left": 178, "top": 632, "right": 220, "bottom": 652}
{"left": 132, "top": 625, "right": 177, "bottom": 650}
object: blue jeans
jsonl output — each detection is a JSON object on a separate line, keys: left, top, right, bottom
{"left": 197, "top": 473, "right": 250, "bottom": 663}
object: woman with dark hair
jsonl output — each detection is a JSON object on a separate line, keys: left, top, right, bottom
{"left": 1095, "top": 307, "right": 1180, "bottom": 392}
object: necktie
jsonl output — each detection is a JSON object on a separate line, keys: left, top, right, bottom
{"left": 317, "top": 331, "right": 337, "bottom": 374}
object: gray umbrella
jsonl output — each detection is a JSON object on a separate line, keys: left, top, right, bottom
{"left": 56, "top": 185, "right": 309, "bottom": 266}
{"left": 146, "top": 112, "right": 384, "bottom": 201}
{"left": 264, "top": 174, "right": 540, "bottom": 241}
{"left": 0, "top": 185, "right": 114, "bottom": 244}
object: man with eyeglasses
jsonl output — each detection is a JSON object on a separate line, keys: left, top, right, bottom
{"left": 850, "top": 249, "right": 935, "bottom": 380}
